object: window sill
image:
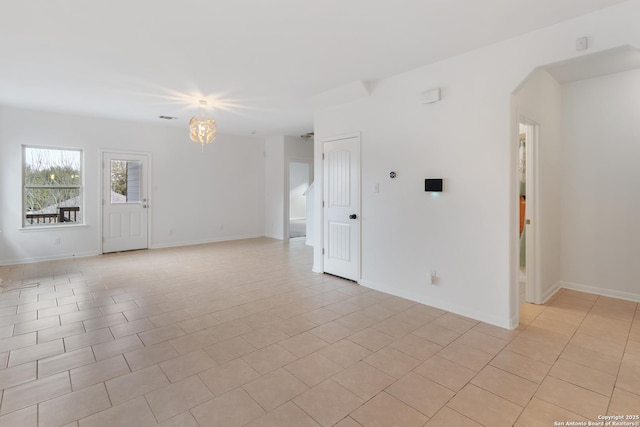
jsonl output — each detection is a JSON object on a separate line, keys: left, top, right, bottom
{"left": 19, "top": 224, "right": 88, "bottom": 232}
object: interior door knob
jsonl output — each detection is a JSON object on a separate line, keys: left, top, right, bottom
{"left": 349, "top": 214, "right": 357, "bottom": 219}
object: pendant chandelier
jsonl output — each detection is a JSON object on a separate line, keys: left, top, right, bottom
{"left": 189, "top": 100, "right": 217, "bottom": 151}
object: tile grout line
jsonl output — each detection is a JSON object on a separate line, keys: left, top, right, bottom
{"left": 514, "top": 292, "right": 621, "bottom": 422}
{"left": 604, "top": 301, "right": 640, "bottom": 416}
{"left": 1, "top": 241, "right": 639, "bottom": 425}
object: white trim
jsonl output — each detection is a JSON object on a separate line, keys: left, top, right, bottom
{"left": 150, "top": 234, "right": 264, "bottom": 250}
{"left": 316, "top": 132, "right": 363, "bottom": 275}
{"left": 1, "top": 234, "right": 265, "bottom": 266}
{"left": 100, "top": 149, "right": 152, "bottom": 254}
{"left": 322, "top": 132, "right": 361, "bottom": 144}
{"left": 360, "top": 278, "right": 513, "bottom": 330}
{"left": 511, "top": 112, "right": 542, "bottom": 326}
{"left": 508, "top": 315, "right": 520, "bottom": 330}
{"left": 560, "top": 281, "right": 640, "bottom": 303}
{"left": 22, "top": 145, "right": 85, "bottom": 229}
{"left": 541, "top": 281, "right": 562, "bottom": 304}
{"left": 0, "top": 251, "right": 100, "bottom": 266}
{"left": 519, "top": 115, "right": 541, "bottom": 304}
{"left": 321, "top": 132, "right": 362, "bottom": 282}
{"left": 285, "top": 158, "right": 313, "bottom": 241}
{"left": 19, "top": 224, "right": 88, "bottom": 232}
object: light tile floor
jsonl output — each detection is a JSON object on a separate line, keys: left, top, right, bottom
{"left": 0, "top": 237, "right": 638, "bottom": 426}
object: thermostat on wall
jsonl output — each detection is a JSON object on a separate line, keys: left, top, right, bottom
{"left": 425, "top": 179, "right": 443, "bottom": 192}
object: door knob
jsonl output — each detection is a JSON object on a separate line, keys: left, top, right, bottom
{"left": 349, "top": 214, "right": 357, "bottom": 219}
{"left": 143, "top": 204, "right": 148, "bottom": 208}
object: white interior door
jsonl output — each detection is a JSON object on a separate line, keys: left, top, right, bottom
{"left": 518, "top": 117, "right": 539, "bottom": 304}
{"left": 102, "top": 152, "right": 149, "bottom": 253}
{"left": 523, "top": 120, "right": 538, "bottom": 303}
{"left": 323, "top": 135, "right": 360, "bottom": 281}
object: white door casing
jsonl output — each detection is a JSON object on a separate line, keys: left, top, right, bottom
{"left": 102, "top": 151, "right": 149, "bottom": 253}
{"left": 522, "top": 119, "right": 539, "bottom": 304}
{"left": 323, "top": 135, "right": 360, "bottom": 281}
{"left": 516, "top": 116, "right": 540, "bottom": 305}
{"left": 286, "top": 159, "right": 313, "bottom": 240}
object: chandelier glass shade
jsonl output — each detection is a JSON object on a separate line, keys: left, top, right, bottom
{"left": 189, "top": 100, "right": 217, "bottom": 150}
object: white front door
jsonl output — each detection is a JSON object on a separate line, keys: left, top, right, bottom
{"left": 102, "top": 152, "right": 149, "bottom": 253}
{"left": 323, "top": 134, "right": 360, "bottom": 281}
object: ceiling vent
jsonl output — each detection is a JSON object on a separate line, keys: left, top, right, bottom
{"left": 300, "top": 132, "right": 314, "bottom": 141}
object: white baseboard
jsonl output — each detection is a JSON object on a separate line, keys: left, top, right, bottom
{"left": 0, "top": 250, "right": 100, "bottom": 266}
{"left": 264, "top": 232, "right": 284, "bottom": 241}
{"left": 0, "top": 235, "right": 265, "bottom": 265}
{"left": 560, "top": 281, "right": 640, "bottom": 303}
{"left": 509, "top": 314, "right": 520, "bottom": 330}
{"left": 541, "top": 282, "right": 562, "bottom": 304}
{"left": 359, "top": 278, "right": 513, "bottom": 330}
{"left": 150, "top": 234, "right": 265, "bottom": 250}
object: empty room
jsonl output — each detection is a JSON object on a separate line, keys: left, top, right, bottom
{"left": 1, "top": 1, "right": 639, "bottom": 426}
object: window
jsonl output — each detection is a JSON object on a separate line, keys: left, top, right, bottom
{"left": 110, "top": 159, "right": 142, "bottom": 203}
{"left": 23, "top": 146, "right": 83, "bottom": 226}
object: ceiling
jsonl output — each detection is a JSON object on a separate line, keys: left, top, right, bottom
{"left": 0, "top": 0, "right": 630, "bottom": 137}
{"left": 545, "top": 46, "right": 640, "bottom": 84}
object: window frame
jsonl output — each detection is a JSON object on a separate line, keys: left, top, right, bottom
{"left": 22, "top": 145, "right": 85, "bottom": 228}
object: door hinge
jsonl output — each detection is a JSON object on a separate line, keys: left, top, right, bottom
{"left": 322, "top": 201, "right": 325, "bottom": 207}
{"left": 322, "top": 153, "right": 325, "bottom": 160}
{"left": 322, "top": 248, "right": 325, "bottom": 255}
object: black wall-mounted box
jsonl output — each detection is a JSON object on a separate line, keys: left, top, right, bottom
{"left": 425, "top": 179, "right": 443, "bottom": 192}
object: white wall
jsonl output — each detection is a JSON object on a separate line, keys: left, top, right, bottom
{"left": 0, "top": 106, "right": 265, "bottom": 265}
{"left": 264, "top": 135, "right": 313, "bottom": 240}
{"left": 560, "top": 68, "right": 640, "bottom": 301}
{"left": 264, "top": 136, "right": 285, "bottom": 239}
{"left": 305, "top": 183, "right": 315, "bottom": 246}
{"left": 313, "top": 0, "right": 640, "bottom": 328}
{"left": 289, "top": 162, "right": 309, "bottom": 220}
{"left": 513, "top": 69, "right": 564, "bottom": 303}
{"left": 286, "top": 137, "right": 313, "bottom": 225}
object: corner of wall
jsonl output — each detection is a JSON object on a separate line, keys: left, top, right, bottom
{"left": 541, "top": 281, "right": 562, "bottom": 304}
{"left": 359, "top": 278, "right": 513, "bottom": 329}
{"left": 508, "top": 314, "right": 520, "bottom": 330}
{"left": 560, "top": 281, "right": 640, "bottom": 303}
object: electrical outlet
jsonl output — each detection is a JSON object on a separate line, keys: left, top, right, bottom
{"left": 54, "top": 237, "right": 61, "bottom": 245}
{"left": 430, "top": 270, "right": 437, "bottom": 285}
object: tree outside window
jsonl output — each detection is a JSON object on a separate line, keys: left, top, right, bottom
{"left": 23, "top": 146, "right": 83, "bottom": 226}
{"left": 110, "top": 160, "right": 127, "bottom": 200}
